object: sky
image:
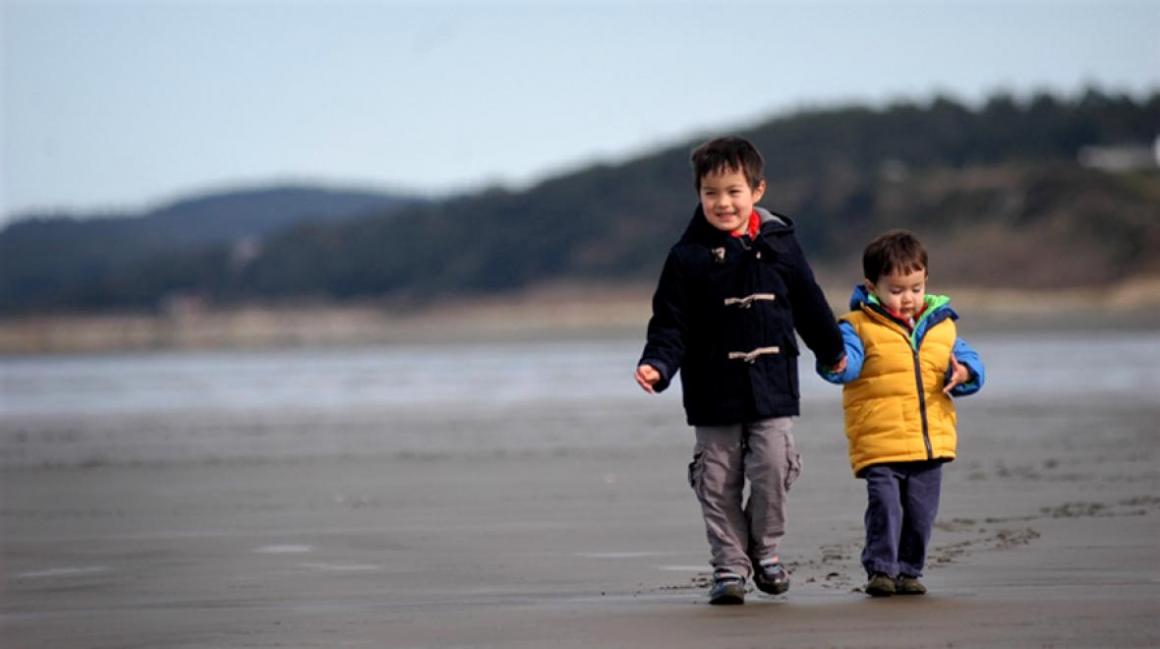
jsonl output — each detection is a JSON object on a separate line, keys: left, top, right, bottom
{"left": 2, "top": 0, "right": 1158, "bottom": 222}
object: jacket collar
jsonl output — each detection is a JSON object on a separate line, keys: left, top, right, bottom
{"left": 679, "top": 205, "right": 795, "bottom": 245}
{"left": 848, "top": 284, "right": 958, "bottom": 346}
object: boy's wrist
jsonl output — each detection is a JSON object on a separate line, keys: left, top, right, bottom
{"left": 822, "top": 353, "right": 846, "bottom": 371}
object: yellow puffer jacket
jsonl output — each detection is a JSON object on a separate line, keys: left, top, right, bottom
{"left": 840, "top": 302, "right": 958, "bottom": 475}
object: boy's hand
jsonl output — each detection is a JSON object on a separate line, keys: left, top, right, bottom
{"left": 943, "top": 357, "right": 970, "bottom": 395}
{"left": 831, "top": 354, "right": 848, "bottom": 374}
{"left": 635, "top": 364, "right": 662, "bottom": 394}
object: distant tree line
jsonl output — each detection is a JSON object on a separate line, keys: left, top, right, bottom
{"left": 2, "top": 89, "right": 1158, "bottom": 315}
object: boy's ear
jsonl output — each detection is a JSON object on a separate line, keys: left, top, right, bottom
{"left": 863, "top": 279, "right": 876, "bottom": 294}
{"left": 753, "top": 180, "right": 767, "bottom": 202}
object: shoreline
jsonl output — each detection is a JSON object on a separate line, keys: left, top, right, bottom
{"left": 1, "top": 279, "right": 1158, "bottom": 355}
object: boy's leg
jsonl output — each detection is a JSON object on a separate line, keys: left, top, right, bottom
{"left": 898, "top": 461, "right": 943, "bottom": 578}
{"left": 743, "top": 417, "right": 800, "bottom": 562}
{"left": 861, "top": 464, "right": 903, "bottom": 578}
{"left": 691, "top": 424, "right": 750, "bottom": 578}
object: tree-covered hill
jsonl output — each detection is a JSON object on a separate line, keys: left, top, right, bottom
{"left": 1, "top": 186, "right": 423, "bottom": 312}
{"left": 227, "top": 90, "right": 1160, "bottom": 302}
{"left": 2, "top": 89, "right": 1157, "bottom": 315}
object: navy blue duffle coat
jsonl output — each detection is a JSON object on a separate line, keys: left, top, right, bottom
{"left": 639, "top": 207, "right": 845, "bottom": 426}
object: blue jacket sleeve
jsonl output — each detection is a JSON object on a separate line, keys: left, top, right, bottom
{"left": 947, "top": 337, "right": 985, "bottom": 397}
{"left": 817, "top": 321, "right": 864, "bottom": 384}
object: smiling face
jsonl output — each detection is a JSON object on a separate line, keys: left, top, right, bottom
{"left": 869, "top": 267, "right": 927, "bottom": 321}
{"left": 698, "top": 166, "right": 765, "bottom": 235}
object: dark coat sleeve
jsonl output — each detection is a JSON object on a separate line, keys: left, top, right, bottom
{"left": 781, "top": 236, "right": 844, "bottom": 366}
{"left": 638, "top": 250, "right": 689, "bottom": 393}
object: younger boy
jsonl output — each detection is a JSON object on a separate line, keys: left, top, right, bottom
{"left": 636, "top": 136, "right": 846, "bottom": 605}
{"left": 820, "top": 230, "right": 984, "bottom": 596}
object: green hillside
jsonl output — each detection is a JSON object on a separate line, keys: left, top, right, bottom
{"left": 231, "top": 90, "right": 1159, "bottom": 302}
{"left": 0, "top": 186, "right": 422, "bottom": 312}
{"left": 2, "top": 89, "right": 1157, "bottom": 315}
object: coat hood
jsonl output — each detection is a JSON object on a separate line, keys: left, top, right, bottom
{"left": 678, "top": 206, "right": 795, "bottom": 245}
{"left": 847, "top": 284, "right": 958, "bottom": 347}
{"left": 847, "top": 283, "right": 952, "bottom": 313}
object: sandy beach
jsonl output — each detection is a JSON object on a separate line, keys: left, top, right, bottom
{"left": 2, "top": 333, "right": 1159, "bottom": 648}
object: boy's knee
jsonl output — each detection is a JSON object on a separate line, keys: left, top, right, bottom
{"left": 745, "top": 431, "right": 801, "bottom": 491}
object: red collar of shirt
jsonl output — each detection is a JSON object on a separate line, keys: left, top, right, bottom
{"left": 884, "top": 302, "right": 928, "bottom": 330}
{"left": 730, "top": 211, "right": 761, "bottom": 239}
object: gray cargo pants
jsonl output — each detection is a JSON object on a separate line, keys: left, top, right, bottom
{"left": 689, "top": 417, "right": 801, "bottom": 579}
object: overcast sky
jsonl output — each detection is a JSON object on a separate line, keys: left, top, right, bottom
{"left": 2, "top": 0, "right": 1158, "bottom": 221}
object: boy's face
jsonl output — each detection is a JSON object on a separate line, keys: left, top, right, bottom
{"left": 868, "top": 267, "right": 927, "bottom": 320}
{"left": 698, "top": 166, "right": 765, "bottom": 235}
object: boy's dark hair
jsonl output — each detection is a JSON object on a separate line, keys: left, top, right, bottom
{"left": 691, "top": 136, "right": 764, "bottom": 191}
{"left": 863, "top": 230, "right": 929, "bottom": 282}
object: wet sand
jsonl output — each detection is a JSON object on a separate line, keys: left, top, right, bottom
{"left": 3, "top": 368, "right": 1160, "bottom": 647}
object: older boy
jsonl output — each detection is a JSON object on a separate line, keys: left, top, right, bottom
{"left": 820, "top": 230, "right": 985, "bottom": 597}
{"left": 636, "top": 136, "right": 845, "bottom": 605}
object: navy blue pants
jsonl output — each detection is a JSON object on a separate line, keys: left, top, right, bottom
{"left": 860, "top": 461, "right": 943, "bottom": 578}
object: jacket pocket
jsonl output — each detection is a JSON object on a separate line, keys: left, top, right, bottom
{"left": 688, "top": 444, "right": 705, "bottom": 491}
{"left": 784, "top": 431, "right": 802, "bottom": 491}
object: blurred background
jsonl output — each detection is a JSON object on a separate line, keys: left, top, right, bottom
{"left": 3, "top": 0, "right": 1159, "bottom": 457}
{"left": 2, "top": 0, "right": 1158, "bottom": 352}
{"left": 1, "top": 0, "right": 1159, "bottom": 452}
{"left": 1, "top": 0, "right": 1157, "bottom": 483}
{"left": 2, "top": 4, "right": 1159, "bottom": 646}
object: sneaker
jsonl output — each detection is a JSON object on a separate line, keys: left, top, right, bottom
{"left": 864, "top": 573, "right": 896, "bottom": 597}
{"left": 895, "top": 575, "right": 927, "bottom": 595}
{"left": 708, "top": 571, "right": 746, "bottom": 605}
{"left": 752, "top": 559, "right": 790, "bottom": 595}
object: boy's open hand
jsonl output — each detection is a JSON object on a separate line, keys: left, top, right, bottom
{"left": 943, "top": 357, "right": 970, "bottom": 395}
{"left": 635, "top": 364, "right": 661, "bottom": 394}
